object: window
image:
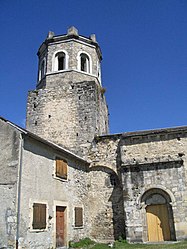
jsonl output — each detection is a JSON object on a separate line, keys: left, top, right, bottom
{"left": 41, "top": 60, "right": 45, "bottom": 79}
{"left": 32, "top": 203, "right": 46, "bottom": 229}
{"left": 54, "top": 52, "right": 66, "bottom": 71}
{"left": 56, "top": 157, "right": 67, "bottom": 180}
{"left": 80, "top": 53, "right": 90, "bottom": 73}
{"left": 58, "top": 52, "right": 65, "bottom": 70}
{"left": 39, "top": 58, "right": 46, "bottom": 81}
{"left": 74, "top": 207, "right": 83, "bottom": 227}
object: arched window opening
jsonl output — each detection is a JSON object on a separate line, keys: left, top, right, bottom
{"left": 57, "top": 52, "right": 65, "bottom": 70}
{"left": 80, "top": 53, "right": 90, "bottom": 73}
{"left": 40, "top": 60, "right": 45, "bottom": 79}
{"left": 39, "top": 58, "right": 46, "bottom": 81}
{"left": 53, "top": 52, "right": 67, "bottom": 71}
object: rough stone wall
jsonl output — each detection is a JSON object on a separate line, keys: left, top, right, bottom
{"left": 26, "top": 80, "right": 108, "bottom": 157}
{"left": 88, "top": 135, "right": 126, "bottom": 241}
{"left": 0, "top": 119, "right": 20, "bottom": 249}
{"left": 88, "top": 130, "right": 187, "bottom": 242}
{"left": 121, "top": 131, "right": 187, "bottom": 241}
{"left": 19, "top": 136, "right": 90, "bottom": 249}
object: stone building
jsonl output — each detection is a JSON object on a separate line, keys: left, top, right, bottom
{"left": 1, "top": 26, "right": 187, "bottom": 249}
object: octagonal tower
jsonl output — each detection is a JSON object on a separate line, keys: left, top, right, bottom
{"left": 26, "top": 27, "right": 109, "bottom": 156}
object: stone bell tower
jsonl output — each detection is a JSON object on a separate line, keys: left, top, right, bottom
{"left": 26, "top": 26, "right": 109, "bottom": 156}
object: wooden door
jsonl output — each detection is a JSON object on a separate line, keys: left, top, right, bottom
{"left": 56, "top": 206, "right": 66, "bottom": 247}
{"left": 146, "top": 204, "right": 170, "bottom": 242}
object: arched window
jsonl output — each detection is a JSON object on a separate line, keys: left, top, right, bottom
{"left": 39, "top": 58, "right": 46, "bottom": 81}
{"left": 80, "top": 53, "right": 90, "bottom": 73}
{"left": 53, "top": 51, "right": 68, "bottom": 72}
{"left": 41, "top": 60, "right": 45, "bottom": 79}
{"left": 56, "top": 52, "right": 65, "bottom": 71}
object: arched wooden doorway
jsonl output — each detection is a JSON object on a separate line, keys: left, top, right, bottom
{"left": 141, "top": 189, "right": 175, "bottom": 242}
{"left": 146, "top": 204, "right": 170, "bottom": 241}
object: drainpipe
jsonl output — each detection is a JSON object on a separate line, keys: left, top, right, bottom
{"left": 16, "top": 133, "right": 24, "bottom": 249}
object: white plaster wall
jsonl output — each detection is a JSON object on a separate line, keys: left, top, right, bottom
{"left": 18, "top": 137, "right": 89, "bottom": 249}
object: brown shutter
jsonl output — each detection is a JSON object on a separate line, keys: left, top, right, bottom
{"left": 75, "top": 207, "right": 83, "bottom": 227}
{"left": 56, "top": 158, "right": 67, "bottom": 179}
{"left": 56, "top": 158, "right": 62, "bottom": 177}
{"left": 33, "top": 203, "right": 46, "bottom": 229}
{"left": 62, "top": 160, "right": 67, "bottom": 179}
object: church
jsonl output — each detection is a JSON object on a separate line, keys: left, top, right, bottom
{"left": 0, "top": 26, "right": 187, "bottom": 249}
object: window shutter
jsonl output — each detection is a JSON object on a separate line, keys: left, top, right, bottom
{"left": 56, "top": 158, "right": 62, "bottom": 177}
{"left": 33, "top": 203, "right": 46, "bottom": 229}
{"left": 62, "top": 160, "right": 67, "bottom": 179}
{"left": 75, "top": 207, "right": 83, "bottom": 227}
{"left": 56, "top": 158, "right": 67, "bottom": 179}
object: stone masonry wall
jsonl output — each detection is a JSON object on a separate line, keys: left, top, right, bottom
{"left": 88, "top": 129, "right": 187, "bottom": 242}
{"left": 0, "top": 119, "right": 20, "bottom": 249}
{"left": 121, "top": 131, "right": 187, "bottom": 241}
{"left": 26, "top": 80, "right": 108, "bottom": 157}
{"left": 88, "top": 135, "right": 126, "bottom": 241}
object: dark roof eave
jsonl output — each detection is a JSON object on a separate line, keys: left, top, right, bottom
{"left": 95, "top": 125, "right": 187, "bottom": 141}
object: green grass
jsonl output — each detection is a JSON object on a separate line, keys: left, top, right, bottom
{"left": 70, "top": 238, "right": 187, "bottom": 249}
{"left": 115, "top": 240, "right": 187, "bottom": 249}
{"left": 69, "top": 238, "right": 95, "bottom": 248}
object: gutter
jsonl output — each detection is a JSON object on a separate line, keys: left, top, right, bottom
{"left": 16, "top": 133, "right": 24, "bottom": 249}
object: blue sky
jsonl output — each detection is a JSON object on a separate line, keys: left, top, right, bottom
{"left": 0, "top": 0, "right": 187, "bottom": 134}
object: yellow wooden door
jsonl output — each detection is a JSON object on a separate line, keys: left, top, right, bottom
{"left": 146, "top": 204, "right": 170, "bottom": 241}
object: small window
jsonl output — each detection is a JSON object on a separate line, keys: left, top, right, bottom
{"left": 32, "top": 203, "right": 46, "bottom": 229}
{"left": 75, "top": 207, "right": 83, "bottom": 227}
{"left": 41, "top": 60, "right": 45, "bottom": 79}
{"left": 54, "top": 52, "right": 66, "bottom": 71}
{"left": 80, "top": 53, "right": 90, "bottom": 73}
{"left": 56, "top": 157, "right": 67, "bottom": 180}
{"left": 39, "top": 59, "right": 46, "bottom": 80}
{"left": 58, "top": 53, "right": 65, "bottom": 70}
